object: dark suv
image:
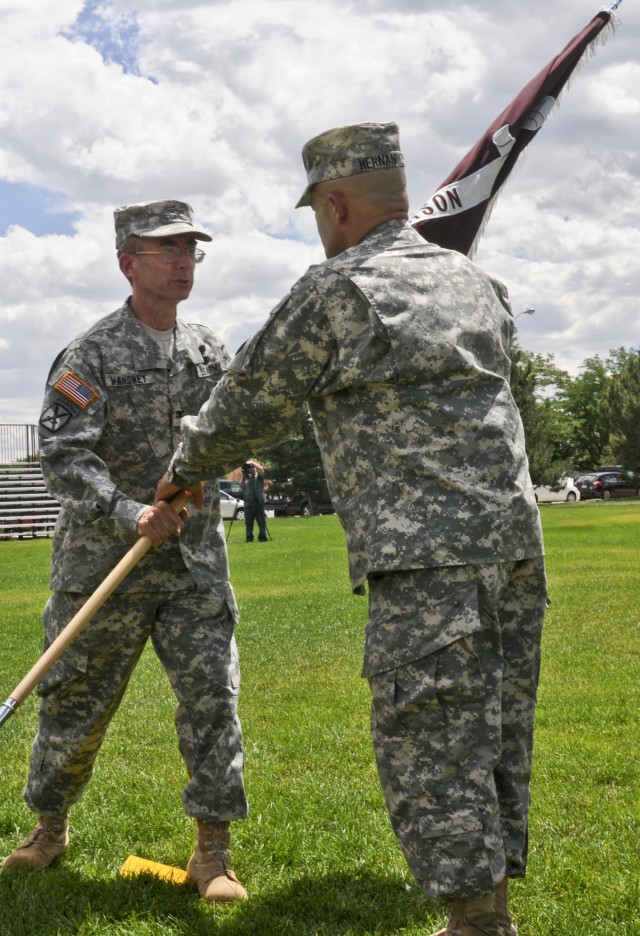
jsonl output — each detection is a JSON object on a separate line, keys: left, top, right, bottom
{"left": 268, "top": 490, "right": 334, "bottom": 517}
{"left": 575, "top": 471, "right": 640, "bottom": 501}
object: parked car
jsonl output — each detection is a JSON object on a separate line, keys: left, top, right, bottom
{"left": 219, "top": 479, "right": 243, "bottom": 498}
{"left": 219, "top": 489, "right": 244, "bottom": 519}
{"left": 575, "top": 471, "right": 640, "bottom": 501}
{"left": 268, "top": 490, "right": 334, "bottom": 517}
{"left": 533, "top": 477, "right": 580, "bottom": 503}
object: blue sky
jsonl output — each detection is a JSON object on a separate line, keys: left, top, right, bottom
{"left": 63, "top": 0, "right": 143, "bottom": 75}
{"left": 0, "top": 181, "right": 79, "bottom": 237}
{"left": 0, "top": 0, "right": 638, "bottom": 425}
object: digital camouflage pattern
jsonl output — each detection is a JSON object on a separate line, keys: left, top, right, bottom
{"left": 169, "top": 220, "right": 544, "bottom": 594}
{"left": 114, "top": 200, "right": 212, "bottom": 249}
{"left": 40, "top": 302, "right": 231, "bottom": 594}
{"left": 167, "top": 217, "right": 546, "bottom": 898}
{"left": 29, "top": 301, "right": 247, "bottom": 820}
{"left": 295, "top": 122, "right": 405, "bottom": 208}
{"left": 366, "top": 559, "right": 546, "bottom": 898}
{"left": 26, "top": 587, "right": 247, "bottom": 820}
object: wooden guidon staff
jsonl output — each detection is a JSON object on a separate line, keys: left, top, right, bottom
{"left": 0, "top": 489, "right": 193, "bottom": 729}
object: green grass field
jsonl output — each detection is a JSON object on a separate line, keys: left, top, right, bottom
{"left": 1, "top": 502, "right": 639, "bottom": 935}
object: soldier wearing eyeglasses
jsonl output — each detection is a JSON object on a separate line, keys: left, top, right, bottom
{"left": 3, "top": 201, "right": 249, "bottom": 903}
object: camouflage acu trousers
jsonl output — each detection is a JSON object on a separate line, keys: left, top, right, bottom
{"left": 24, "top": 584, "right": 248, "bottom": 822}
{"left": 364, "top": 558, "right": 547, "bottom": 899}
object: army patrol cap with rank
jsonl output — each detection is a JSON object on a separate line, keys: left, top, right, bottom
{"left": 114, "top": 200, "right": 213, "bottom": 249}
{"left": 295, "top": 122, "right": 404, "bottom": 209}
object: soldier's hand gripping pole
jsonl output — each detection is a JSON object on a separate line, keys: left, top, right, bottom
{"left": 0, "top": 489, "right": 193, "bottom": 729}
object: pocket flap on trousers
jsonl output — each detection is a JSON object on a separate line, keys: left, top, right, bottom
{"left": 362, "top": 582, "right": 480, "bottom": 678}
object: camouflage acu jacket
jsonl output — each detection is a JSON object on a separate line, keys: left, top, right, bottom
{"left": 169, "top": 220, "right": 544, "bottom": 592}
{"left": 39, "top": 301, "right": 232, "bottom": 593}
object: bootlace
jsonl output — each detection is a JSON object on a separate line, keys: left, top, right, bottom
{"left": 199, "top": 831, "right": 231, "bottom": 870}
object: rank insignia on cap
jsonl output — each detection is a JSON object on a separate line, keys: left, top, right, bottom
{"left": 54, "top": 371, "right": 99, "bottom": 409}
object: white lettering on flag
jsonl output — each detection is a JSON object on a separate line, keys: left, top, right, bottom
{"left": 411, "top": 6, "right": 621, "bottom": 256}
{"left": 413, "top": 96, "right": 556, "bottom": 224}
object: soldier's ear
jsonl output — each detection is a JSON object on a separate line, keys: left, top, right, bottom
{"left": 119, "top": 253, "right": 135, "bottom": 281}
{"left": 327, "top": 191, "right": 348, "bottom": 225}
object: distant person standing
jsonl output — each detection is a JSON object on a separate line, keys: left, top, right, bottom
{"left": 241, "top": 461, "right": 268, "bottom": 542}
{"left": 2, "top": 200, "right": 248, "bottom": 903}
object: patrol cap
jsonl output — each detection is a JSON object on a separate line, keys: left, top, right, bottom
{"left": 295, "top": 122, "right": 404, "bottom": 209}
{"left": 114, "top": 200, "right": 213, "bottom": 249}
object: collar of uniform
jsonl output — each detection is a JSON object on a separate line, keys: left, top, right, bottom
{"left": 123, "top": 303, "right": 172, "bottom": 370}
{"left": 174, "top": 320, "right": 206, "bottom": 364}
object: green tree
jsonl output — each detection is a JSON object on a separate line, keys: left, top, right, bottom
{"left": 608, "top": 349, "right": 640, "bottom": 470}
{"left": 509, "top": 343, "right": 574, "bottom": 486}
{"left": 560, "top": 350, "right": 632, "bottom": 472}
{"left": 257, "top": 414, "right": 330, "bottom": 503}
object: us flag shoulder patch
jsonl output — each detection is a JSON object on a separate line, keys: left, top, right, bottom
{"left": 54, "top": 371, "right": 99, "bottom": 409}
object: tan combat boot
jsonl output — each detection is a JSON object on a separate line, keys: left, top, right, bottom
{"left": 2, "top": 813, "right": 69, "bottom": 871}
{"left": 430, "top": 891, "right": 506, "bottom": 936}
{"left": 186, "top": 820, "right": 247, "bottom": 903}
{"left": 495, "top": 878, "right": 517, "bottom": 936}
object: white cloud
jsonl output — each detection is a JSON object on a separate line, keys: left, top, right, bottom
{"left": 0, "top": 0, "right": 83, "bottom": 43}
{"left": 0, "top": 0, "right": 638, "bottom": 428}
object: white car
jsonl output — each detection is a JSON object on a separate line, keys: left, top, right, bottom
{"left": 533, "top": 477, "right": 580, "bottom": 503}
{"left": 219, "top": 489, "right": 244, "bottom": 519}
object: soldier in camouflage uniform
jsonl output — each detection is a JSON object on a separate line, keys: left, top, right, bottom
{"left": 156, "top": 125, "right": 547, "bottom": 935}
{"left": 2, "top": 201, "right": 248, "bottom": 903}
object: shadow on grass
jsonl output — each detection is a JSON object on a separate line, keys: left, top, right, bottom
{"left": 0, "top": 863, "right": 440, "bottom": 935}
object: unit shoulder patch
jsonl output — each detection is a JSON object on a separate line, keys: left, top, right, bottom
{"left": 40, "top": 401, "right": 74, "bottom": 432}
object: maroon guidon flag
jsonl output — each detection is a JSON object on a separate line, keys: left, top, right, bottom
{"left": 411, "top": 2, "right": 623, "bottom": 256}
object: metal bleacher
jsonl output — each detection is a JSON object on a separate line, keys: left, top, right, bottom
{"left": 0, "top": 425, "right": 60, "bottom": 540}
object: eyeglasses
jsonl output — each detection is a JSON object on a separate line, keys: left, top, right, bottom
{"left": 135, "top": 246, "right": 206, "bottom": 264}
